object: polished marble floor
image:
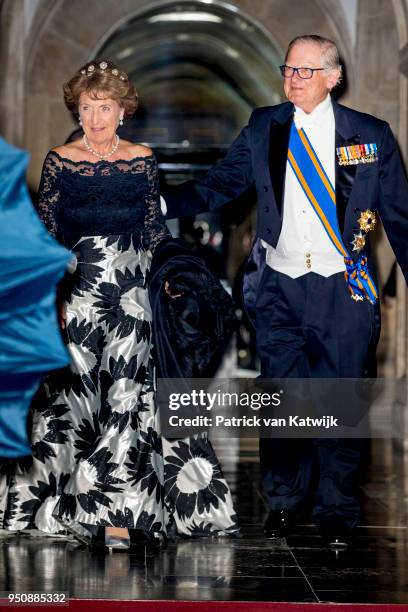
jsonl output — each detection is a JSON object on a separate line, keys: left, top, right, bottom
{"left": 1, "top": 302, "right": 406, "bottom": 605}
{"left": 0, "top": 437, "right": 407, "bottom": 605}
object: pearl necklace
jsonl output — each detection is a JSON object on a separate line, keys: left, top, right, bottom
{"left": 83, "top": 134, "right": 120, "bottom": 160}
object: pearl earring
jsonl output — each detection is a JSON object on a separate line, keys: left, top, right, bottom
{"left": 119, "top": 116, "right": 124, "bottom": 126}
{"left": 79, "top": 118, "right": 82, "bottom": 126}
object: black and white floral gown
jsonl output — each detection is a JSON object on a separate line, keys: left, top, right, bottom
{"left": 0, "top": 151, "right": 238, "bottom": 540}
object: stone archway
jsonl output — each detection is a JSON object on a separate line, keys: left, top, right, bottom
{"left": 93, "top": 1, "right": 284, "bottom": 149}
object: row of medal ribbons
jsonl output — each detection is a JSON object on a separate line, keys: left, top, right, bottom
{"left": 336, "top": 143, "right": 378, "bottom": 165}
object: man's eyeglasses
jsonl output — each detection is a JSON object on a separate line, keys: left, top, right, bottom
{"left": 279, "top": 65, "right": 326, "bottom": 79}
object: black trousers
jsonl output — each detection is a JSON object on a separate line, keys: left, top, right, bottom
{"left": 255, "top": 267, "right": 380, "bottom": 529}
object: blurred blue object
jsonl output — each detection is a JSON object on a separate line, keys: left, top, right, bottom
{"left": 0, "top": 138, "right": 71, "bottom": 457}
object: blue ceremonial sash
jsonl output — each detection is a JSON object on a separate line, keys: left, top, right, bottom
{"left": 288, "top": 123, "right": 378, "bottom": 304}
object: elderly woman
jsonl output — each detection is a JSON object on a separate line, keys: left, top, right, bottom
{"left": 2, "top": 60, "right": 237, "bottom": 551}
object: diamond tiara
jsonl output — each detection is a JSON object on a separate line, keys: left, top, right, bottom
{"left": 80, "top": 61, "right": 127, "bottom": 81}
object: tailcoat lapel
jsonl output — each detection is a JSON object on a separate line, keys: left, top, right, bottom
{"left": 268, "top": 103, "right": 294, "bottom": 217}
{"left": 333, "top": 100, "right": 360, "bottom": 234}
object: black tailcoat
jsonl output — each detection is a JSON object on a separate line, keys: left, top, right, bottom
{"left": 164, "top": 99, "right": 408, "bottom": 524}
{"left": 165, "top": 100, "right": 408, "bottom": 317}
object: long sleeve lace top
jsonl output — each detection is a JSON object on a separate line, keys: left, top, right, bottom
{"left": 36, "top": 151, "right": 170, "bottom": 252}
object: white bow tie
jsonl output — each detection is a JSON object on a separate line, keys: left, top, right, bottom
{"left": 295, "top": 116, "right": 316, "bottom": 130}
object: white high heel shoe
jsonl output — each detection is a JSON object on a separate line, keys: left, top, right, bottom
{"left": 105, "top": 534, "right": 130, "bottom": 553}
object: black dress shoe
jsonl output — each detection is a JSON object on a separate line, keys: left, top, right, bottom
{"left": 264, "top": 509, "right": 296, "bottom": 539}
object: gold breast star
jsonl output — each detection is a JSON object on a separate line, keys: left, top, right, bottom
{"left": 358, "top": 209, "right": 377, "bottom": 233}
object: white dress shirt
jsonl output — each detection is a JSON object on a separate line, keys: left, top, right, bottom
{"left": 263, "top": 94, "right": 346, "bottom": 278}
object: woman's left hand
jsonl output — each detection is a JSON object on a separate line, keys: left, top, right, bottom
{"left": 165, "top": 280, "right": 184, "bottom": 299}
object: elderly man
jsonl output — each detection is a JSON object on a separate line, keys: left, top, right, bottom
{"left": 164, "top": 34, "right": 408, "bottom": 547}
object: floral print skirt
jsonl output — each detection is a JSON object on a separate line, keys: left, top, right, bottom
{"left": 0, "top": 235, "right": 238, "bottom": 539}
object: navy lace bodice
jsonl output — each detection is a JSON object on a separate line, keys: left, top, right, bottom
{"left": 37, "top": 151, "right": 170, "bottom": 251}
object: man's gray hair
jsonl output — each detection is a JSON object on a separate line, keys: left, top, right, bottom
{"left": 285, "top": 34, "right": 343, "bottom": 84}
